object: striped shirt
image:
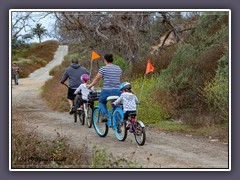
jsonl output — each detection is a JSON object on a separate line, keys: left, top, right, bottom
{"left": 99, "top": 64, "right": 122, "bottom": 89}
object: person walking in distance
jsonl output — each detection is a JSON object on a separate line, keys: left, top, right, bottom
{"left": 60, "top": 59, "right": 89, "bottom": 114}
{"left": 12, "top": 62, "right": 21, "bottom": 85}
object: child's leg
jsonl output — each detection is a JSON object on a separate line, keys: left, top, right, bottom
{"left": 124, "top": 111, "right": 129, "bottom": 121}
{"left": 124, "top": 111, "right": 131, "bottom": 129}
{"left": 74, "top": 94, "right": 83, "bottom": 109}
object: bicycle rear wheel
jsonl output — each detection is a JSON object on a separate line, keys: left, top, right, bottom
{"left": 134, "top": 121, "right": 146, "bottom": 146}
{"left": 74, "top": 112, "right": 77, "bottom": 123}
{"left": 86, "top": 107, "right": 93, "bottom": 128}
{"left": 79, "top": 111, "right": 85, "bottom": 125}
{"left": 113, "top": 107, "right": 127, "bottom": 141}
{"left": 92, "top": 107, "right": 108, "bottom": 137}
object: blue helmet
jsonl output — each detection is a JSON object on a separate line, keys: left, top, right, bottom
{"left": 119, "top": 82, "right": 131, "bottom": 91}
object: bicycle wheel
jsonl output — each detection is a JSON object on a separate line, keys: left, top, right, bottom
{"left": 113, "top": 107, "right": 127, "bottom": 141}
{"left": 86, "top": 107, "right": 93, "bottom": 128}
{"left": 74, "top": 112, "right": 77, "bottom": 123}
{"left": 92, "top": 107, "right": 108, "bottom": 137}
{"left": 134, "top": 121, "right": 146, "bottom": 146}
{"left": 79, "top": 111, "right": 85, "bottom": 125}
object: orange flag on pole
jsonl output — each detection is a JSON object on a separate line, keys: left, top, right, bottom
{"left": 91, "top": 51, "right": 100, "bottom": 60}
{"left": 145, "top": 59, "right": 154, "bottom": 74}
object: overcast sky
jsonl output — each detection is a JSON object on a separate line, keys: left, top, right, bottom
{"left": 11, "top": 11, "right": 57, "bottom": 43}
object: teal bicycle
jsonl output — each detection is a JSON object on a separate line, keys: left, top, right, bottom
{"left": 92, "top": 96, "right": 127, "bottom": 141}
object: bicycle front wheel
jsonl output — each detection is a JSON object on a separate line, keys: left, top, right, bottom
{"left": 92, "top": 107, "right": 108, "bottom": 137}
{"left": 113, "top": 107, "right": 127, "bottom": 141}
{"left": 134, "top": 121, "right": 146, "bottom": 146}
{"left": 86, "top": 107, "right": 93, "bottom": 128}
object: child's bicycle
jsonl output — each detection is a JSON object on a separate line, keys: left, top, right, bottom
{"left": 74, "top": 100, "right": 93, "bottom": 128}
{"left": 74, "top": 90, "right": 99, "bottom": 128}
{"left": 92, "top": 96, "right": 127, "bottom": 141}
{"left": 125, "top": 112, "right": 146, "bottom": 146}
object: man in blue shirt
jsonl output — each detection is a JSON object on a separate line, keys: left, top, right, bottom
{"left": 60, "top": 59, "right": 89, "bottom": 114}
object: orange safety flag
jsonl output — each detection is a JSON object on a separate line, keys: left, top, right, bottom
{"left": 145, "top": 59, "right": 154, "bottom": 74}
{"left": 91, "top": 51, "right": 100, "bottom": 60}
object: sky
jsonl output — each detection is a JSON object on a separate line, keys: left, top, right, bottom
{"left": 11, "top": 11, "right": 57, "bottom": 43}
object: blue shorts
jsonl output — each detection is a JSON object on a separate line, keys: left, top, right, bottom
{"left": 67, "top": 88, "right": 76, "bottom": 100}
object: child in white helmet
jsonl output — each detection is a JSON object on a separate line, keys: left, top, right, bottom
{"left": 113, "top": 82, "right": 139, "bottom": 130}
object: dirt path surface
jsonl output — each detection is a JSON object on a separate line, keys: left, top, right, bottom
{"left": 11, "top": 45, "right": 229, "bottom": 169}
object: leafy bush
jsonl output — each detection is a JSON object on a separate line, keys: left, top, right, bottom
{"left": 156, "top": 13, "right": 228, "bottom": 127}
{"left": 129, "top": 76, "right": 170, "bottom": 124}
{"left": 202, "top": 51, "right": 229, "bottom": 123}
{"left": 159, "top": 44, "right": 195, "bottom": 91}
{"left": 113, "top": 55, "right": 130, "bottom": 72}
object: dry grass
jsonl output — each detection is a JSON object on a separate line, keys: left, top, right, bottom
{"left": 11, "top": 108, "right": 90, "bottom": 169}
{"left": 15, "top": 41, "right": 59, "bottom": 78}
{"left": 12, "top": 107, "right": 139, "bottom": 169}
{"left": 41, "top": 72, "right": 69, "bottom": 112}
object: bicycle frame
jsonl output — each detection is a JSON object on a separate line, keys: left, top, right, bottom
{"left": 83, "top": 101, "right": 91, "bottom": 117}
{"left": 127, "top": 114, "right": 146, "bottom": 146}
{"left": 95, "top": 102, "right": 121, "bottom": 128}
{"left": 92, "top": 96, "right": 127, "bottom": 141}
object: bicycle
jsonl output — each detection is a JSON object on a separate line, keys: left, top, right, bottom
{"left": 92, "top": 96, "right": 127, "bottom": 141}
{"left": 74, "top": 90, "right": 99, "bottom": 128}
{"left": 125, "top": 111, "right": 146, "bottom": 146}
{"left": 74, "top": 100, "right": 93, "bottom": 128}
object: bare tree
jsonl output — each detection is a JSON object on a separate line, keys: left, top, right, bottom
{"left": 11, "top": 12, "right": 33, "bottom": 41}
{"left": 53, "top": 11, "right": 198, "bottom": 66}
{"left": 54, "top": 11, "right": 152, "bottom": 66}
{"left": 11, "top": 12, "right": 53, "bottom": 43}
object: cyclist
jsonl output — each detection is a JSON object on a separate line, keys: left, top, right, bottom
{"left": 113, "top": 82, "right": 139, "bottom": 129}
{"left": 87, "top": 54, "right": 122, "bottom": 122}
{"left": 60, "top": 59, "right": 89, "bottom": 114}
{"left": 74, "top": 74, "right": 94, "bottom": 111}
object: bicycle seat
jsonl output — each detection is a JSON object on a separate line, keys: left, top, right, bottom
{"left": 106, "top": 96, "right": 119, "bottom": 101}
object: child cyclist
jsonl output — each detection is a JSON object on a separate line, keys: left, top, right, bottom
{"left": 113, "top": 82, "right": 139, "bottom": 129}
{"left": 74, "top": 74, "right": 94, "bottom": 110}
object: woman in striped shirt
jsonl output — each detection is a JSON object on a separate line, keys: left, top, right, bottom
{"left": 87, "top": 54, "right": 122, "bottom": 122}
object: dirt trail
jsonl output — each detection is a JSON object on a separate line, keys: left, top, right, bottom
{"left": 11, "top": 45, "right": 229, "bottom": 169}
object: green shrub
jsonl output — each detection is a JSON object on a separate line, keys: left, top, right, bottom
{"left": 130, "top": 76, "right": 170, "bottom": 124}
{"left": 65, "top": 52, "right": 79, "bottom": 60}
{"left": 202, "top": 52, "right": 229, "bottom": 123}
{"left": 113, "top": 55, "right": 130, "bottom": 72}
{"left": 155, "top": 13, "right": 228, "bottom": 127}
{"left": 158, "top": 44, "right": 195, "bottom": 91}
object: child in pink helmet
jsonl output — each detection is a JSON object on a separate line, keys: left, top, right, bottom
{"left": 74, "top": 74, "right": 94, "bottom": 110}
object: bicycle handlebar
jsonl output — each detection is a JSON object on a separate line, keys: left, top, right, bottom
{"left": 62, "top": 83, "right": 69, "bottom": 88}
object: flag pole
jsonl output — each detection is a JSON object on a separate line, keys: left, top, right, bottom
{"left": 90, "top": 51, "right": 100, "bottom": 80}
{"left": 90, "top": 58, "right": 93, "bottom": 79}
{"left": 139, "top": 74, "right": 146, "bottom": 103}
{"left": 139, "top": 59, "right": 154, "bottom": 102}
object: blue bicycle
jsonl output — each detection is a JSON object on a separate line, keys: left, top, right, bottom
{"left": 92, "top": 96, "right": 127, "bottom": 141}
